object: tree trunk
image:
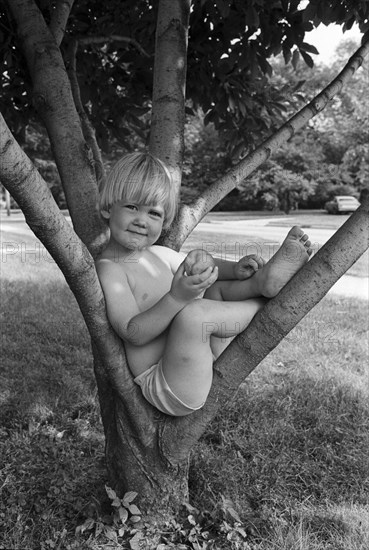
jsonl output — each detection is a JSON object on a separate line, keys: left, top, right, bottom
{"left": 8, "top": 0, "right": 107, "bottom": 255}
{"left": 149, "top": 0, "right": 190, "bottom": 190}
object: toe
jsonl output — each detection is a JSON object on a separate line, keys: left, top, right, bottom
{"left": 304, "top": 239, "right": 311, "bottom": 248}
{"left": 300, "top": 233, "right": 309, "bottom": 242}
{"left": 289, "top": 226, "right": 304, "bottom": 239}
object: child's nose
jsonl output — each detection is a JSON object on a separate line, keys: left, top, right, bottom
{"left": 133, "top": 212, "right": 147, "bottom": 226}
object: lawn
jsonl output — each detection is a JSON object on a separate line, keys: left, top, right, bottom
{"left": 1, "top": 228, "right": 368, "bottom": 549}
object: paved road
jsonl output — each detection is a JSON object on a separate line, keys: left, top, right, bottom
{"left": 1, "top": 212, "right": 368, "bottom": 300}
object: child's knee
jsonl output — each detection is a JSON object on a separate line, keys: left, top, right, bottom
{"left": 174, "top": 299, "right": 206, "bottom": 330}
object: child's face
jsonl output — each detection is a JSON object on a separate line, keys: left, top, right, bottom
{"left": 103, "top": 201, "right": 165, "bottom": 250}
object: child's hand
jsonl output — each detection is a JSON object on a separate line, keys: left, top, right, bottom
{"left": 234, "top": 254, "right": 265, "bottom": 279}
{"left": 184, "top": 249, "right": 215, "bottom": 276}
{"left": 170, "top": 260, "right": 218, "bottom": 303}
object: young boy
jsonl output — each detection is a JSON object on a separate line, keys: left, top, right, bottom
{"left": 96, "top": 152, "right": 312, "bottom": 416}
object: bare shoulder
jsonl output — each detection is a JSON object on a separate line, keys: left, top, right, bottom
{"left": 95, "top": 255, "right": 129, "bottom": 288}
{"left": 150, "top": 245, "right": 185, "bottom": 272}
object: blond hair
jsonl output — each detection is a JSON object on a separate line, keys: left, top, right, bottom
{"left": 100, "top": 152, "right": 177, "bottom": 228}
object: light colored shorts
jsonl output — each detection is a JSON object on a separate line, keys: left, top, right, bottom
{"left": 134, "top": 360, "right": 205, "bottom": 417}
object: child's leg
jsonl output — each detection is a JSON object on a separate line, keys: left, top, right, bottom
{"left": 205, "top": 226, "right": 312, "bottom": 301}
{"left": 161, "top": 226, "right": 313, "bottom": 409}
{"left": 161, "top": 296, "right": 266, "bottom": 408}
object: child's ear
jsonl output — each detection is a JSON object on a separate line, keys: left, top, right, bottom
{"left": 101, "top": 209, "right": 111, "bottom": 219}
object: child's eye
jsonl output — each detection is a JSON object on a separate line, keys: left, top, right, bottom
{"left": 150, "top": 210, "right": 163, "bottom": 218}
{"left": 124, "top": 204, "right": 137, "bottom": 211}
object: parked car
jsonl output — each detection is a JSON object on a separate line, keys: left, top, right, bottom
{"left": 324, "top": 195, "right": 360, "bottom": 214}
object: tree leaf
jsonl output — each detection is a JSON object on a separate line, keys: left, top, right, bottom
{"left": 227, "top": 506, "right": 241, "bottom": 523}
{"left": 300, "top": 50, "right": 314, "bottom": 68}
{"left": 300, "top": 42, "right": 319, "bottom": 55}
{"left": 293, "top": 80, "right": 306, "bottom": 92}
{"left": 292, "top": 49, "right": 300, "bottom": 70}
{"left": 105, "top": 485, "right": 117, "bottom": 501}
{"left": 130, "top": 515, "right": 142, "bottom": 523}
{"left": 104, "top": 525, "right": 118, "bottom": 542}
{"left": 123, "top": 491, "right": 138, "bottom": 504}
{"left": 118, "top": 507, "right": 129, "bottom": 523}
{"left": 128, "top": 504, "right": 141, "bottom": 516}
{"left": 283, "top": 45, "right": 292, "bottom": 65}
{"left": 257, "top": 55, "right": 273, "bottom": 77}
{"left": 111, "top": 497, "right": 122, "bottom": 507}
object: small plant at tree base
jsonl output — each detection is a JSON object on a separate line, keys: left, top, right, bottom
{"left": 76, "top": 487, "right": 250, "bottom": 549}
{"left": 76, "top": 485, "right": 142, "bottom": 545}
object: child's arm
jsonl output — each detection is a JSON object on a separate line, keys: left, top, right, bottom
{"left": 184, "top": 249, "right": 265, "bottom": 280}
{"left": 96, "top": 259, "right": 217, "bottom": 346}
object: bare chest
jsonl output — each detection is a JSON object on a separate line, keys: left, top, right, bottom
{"left": 124, "top": 254, "right": 173, "bottom": 311}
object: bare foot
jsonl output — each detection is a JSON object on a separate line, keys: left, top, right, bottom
{"left": 256, "top": 226, "right": 313, "bottom": 298}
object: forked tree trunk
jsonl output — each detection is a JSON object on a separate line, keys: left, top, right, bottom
{"left": 2, "top": 0, "right": 369, "bottom": 520}
{"left": 1, "top": 110, "right": 368, "bottom": 517}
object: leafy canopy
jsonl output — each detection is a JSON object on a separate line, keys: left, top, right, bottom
{"left": 1, "top": 0, "right": 369, "bottom": 153}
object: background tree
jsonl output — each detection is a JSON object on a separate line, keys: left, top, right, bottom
{"left": 1, "top": 0, "right": 369, "bottom": 522}
{"left": 220, "top": 37, "right": 369, "bottom": 212}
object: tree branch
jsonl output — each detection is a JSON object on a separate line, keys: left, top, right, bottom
{"left": 65, "top": 38, "right": 105, "bottom": 185}
{"left": 149, "top": 0, "right": 191, "bottom": 192}
{"left": 162, "top": 195, "right": 369, "bottom": 460}
{"left": 78, "top": 35, "right": 151, "bottom": 57}
{"left": 165, "top": 38, "right": 369, "bottom": 250}
{"left": 63, "top": 31, "right": 151, "bottom": 187}
{"left": 7, "top": 0, "right": 106, "bottom": 256}
{"left": 63, "top": 32, "right": 151, "bottom": 187}
{"left": 49, "top": 0, "right": 75, "bottom": 46}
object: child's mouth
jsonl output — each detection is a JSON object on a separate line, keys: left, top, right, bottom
{"left": 129, "top": 230, "right": 147, "bottom": 236}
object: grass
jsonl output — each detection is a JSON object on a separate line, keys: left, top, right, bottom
{"left": 1, "top": 229, "right": 368, "bottom": 549}
{"left": 189, "top": 292, "right": 369, "bottom": 548}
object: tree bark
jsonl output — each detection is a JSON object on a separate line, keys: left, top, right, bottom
{"left": 7, "top": 0, "right": 106, "bottom": 256}
{"left": 65, "top": 38, "right": 105, "bottom": 185}
{"left": 149, "top": 0, "right": 191, "bottom": 192}
{"left": 49, "top": 0, "right": 75, "bottom": 46}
